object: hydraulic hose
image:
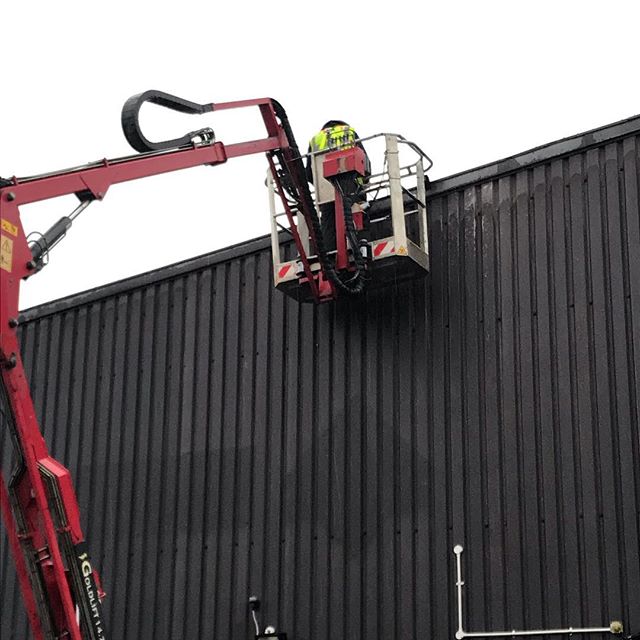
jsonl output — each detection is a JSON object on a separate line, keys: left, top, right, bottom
{"left": 270, "top": 100, "right": 368, "bottom": 295}
{"left": 333, "top": 176, "right": 368, "bottom": 293}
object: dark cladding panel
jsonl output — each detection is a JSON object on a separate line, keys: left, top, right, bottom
{"left": 1, "top": 117, "right": 639, "bottom": 639}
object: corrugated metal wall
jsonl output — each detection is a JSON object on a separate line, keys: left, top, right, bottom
{"left": 2, "top": 117, "right": 639, "bottom": 639}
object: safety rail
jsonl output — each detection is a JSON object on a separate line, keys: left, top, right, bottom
{"left": 268, "top": 133, "right": 431, "bottom": 300}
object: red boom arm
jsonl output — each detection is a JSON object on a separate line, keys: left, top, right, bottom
{"left": 0, "top": 95, "right": 310, "bottom": 640}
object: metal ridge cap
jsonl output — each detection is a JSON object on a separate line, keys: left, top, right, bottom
{"left": 18, "top": 232, "right": 276, "bottom": 322}
{"left": 427, "top": 114, "right": 640, "bottom": 196}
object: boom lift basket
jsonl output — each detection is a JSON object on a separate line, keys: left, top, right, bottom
{"left": 269, "top": 133, "right": 432, "bottom": 302}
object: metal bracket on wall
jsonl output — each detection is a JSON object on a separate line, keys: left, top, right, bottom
{"left": 453, "top": 545, "right": 624, "bottom": 640}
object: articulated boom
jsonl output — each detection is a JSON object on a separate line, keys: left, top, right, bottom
{"left": 1, "top": 90, "right": 432, "bottom": 639}
{"left": 0, "top": 90, "right": 319, "bottom": 640}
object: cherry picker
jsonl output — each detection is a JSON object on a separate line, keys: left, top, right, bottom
{"left": 0, "top": 90, "right": 431, "bottom": 638}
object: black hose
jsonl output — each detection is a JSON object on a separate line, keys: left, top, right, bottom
{"left": 121, "top": 90, "right": 214, "bottom": 153}
{"left": 270, "top": 100, "right": 368, "bottom": 295}
{"left": 334, "top": 176, "right": 368, "bottom": 293}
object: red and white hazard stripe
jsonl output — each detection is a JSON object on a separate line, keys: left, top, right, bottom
{"left": 276, "top": 262, "right": 296, "bottom": 281}
{"left": 372, "top": 240, "right": 395, "bottom": 259}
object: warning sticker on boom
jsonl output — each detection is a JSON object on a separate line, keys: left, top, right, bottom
{"left": 1, "top": 219, "right": 18, "bottom": 236}
{"left": 0, "top": 235, "right": 13, "bottom": 272}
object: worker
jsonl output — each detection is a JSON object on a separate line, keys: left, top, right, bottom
{"left": 305, "top": 120, "right": 371, "bottom": 250}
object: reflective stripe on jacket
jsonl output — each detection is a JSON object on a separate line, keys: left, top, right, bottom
{"left": 309, "top": 125, "right": 357, "bottom": 153}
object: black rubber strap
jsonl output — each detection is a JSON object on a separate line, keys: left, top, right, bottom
{"left": 121, "top": 90, "right": 213, "bottom": 152}
{"left": 269, "top": 100, "right": 368, "bottom": 295}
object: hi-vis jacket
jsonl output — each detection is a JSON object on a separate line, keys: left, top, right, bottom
{"left": 310, "top": 124, "right": 358, "bottom": 154}
{"left": 305, "top": 122, "right": 371, "bottom": 205}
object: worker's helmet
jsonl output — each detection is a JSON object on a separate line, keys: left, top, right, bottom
{"left": 322, "top": 120, "right": 349, "bottom": 129}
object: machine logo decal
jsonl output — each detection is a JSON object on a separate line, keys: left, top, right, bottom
{"left": 0, "top": 235, "right": 13, "bottom": 272}
{"left": 76, "top": 544, "right": 107, "bottom": 640}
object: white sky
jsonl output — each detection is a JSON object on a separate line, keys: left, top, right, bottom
{"left": 2, "top": 0, "right": 639, "bottom": 311}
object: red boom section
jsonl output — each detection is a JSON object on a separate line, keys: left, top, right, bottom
{"left": 0, "top": 97, "right": 305, "bottom": 639}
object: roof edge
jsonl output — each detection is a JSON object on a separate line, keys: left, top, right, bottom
{"left": 427, "top": 114, "right": 640, "bottom": 196}
{"left": 19, "top": 233, "right": 275, "bottom": 322}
